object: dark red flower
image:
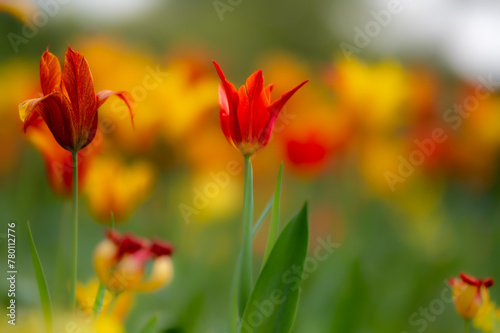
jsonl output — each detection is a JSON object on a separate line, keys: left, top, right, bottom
{"left": 213, "top": 61, "right": 308, "bottom": 156}
{"left": 19, "top": 46, "right": 134, "bottom": 153}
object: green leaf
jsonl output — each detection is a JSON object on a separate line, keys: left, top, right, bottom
{"left": 27, "top": 221, "right": 53, "bottom": 333}
{"left": 261, "top": 162, "right": 283, "bottom": 269}
{"left": 139, "top": 315, "right": 158, "bottom": 333}
{"left": 240, "top": 203, "right": 309, "bottom": 333}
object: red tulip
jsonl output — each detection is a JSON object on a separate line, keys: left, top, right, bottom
{"left": 213, "top": 61, "right": 308, "bottom": 156}
{"left": 19, "top": 46, "right": 134, "bottom": 153}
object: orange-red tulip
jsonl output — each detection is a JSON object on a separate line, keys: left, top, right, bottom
{"left": 19, "top": 46, "right": 134, "bottom": 153}
{"left": 213, "top": 61, "right": 307, "bottom": 156}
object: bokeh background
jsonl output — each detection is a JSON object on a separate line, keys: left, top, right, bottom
{"left": 2, "top": 0, "right": 500, "bottom": 332}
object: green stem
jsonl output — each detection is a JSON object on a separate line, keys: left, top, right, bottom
{"left": 91, "top": 213, "right": 114, "bottom": 319}
{"left": 238, "top": 155, "right": 253, "bottom": 316}
{"left": 464, "top": 320, "right": 470, "bottom": 333}
{"left": 54, "top": 201, "right": 71, "bottom": 306}
{"left": 229, "top": 195, "right": 273, "bottom": 333}
{"left": 92, "top": 283, "right": 106, "bottom": 320}
{"left": 70, "top": 151, "right": 78, "bottom": 313}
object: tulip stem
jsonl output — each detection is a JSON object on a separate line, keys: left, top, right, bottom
{"left": 463, "top": 320, "right": 470, "bottom": 333}
{"left": 91, "top": 212, "right": 114, "bottom": 320}
{"left": 238, "top": 155, "right": 254, "bottom": 316}
{"left": 70, "top": 151, "right": 78, "bottom": 313}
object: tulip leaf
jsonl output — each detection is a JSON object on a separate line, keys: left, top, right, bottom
{"left": 139, "top": 315, "right": 158, "bottom": 333}
{"left": 27, "top": 221, "right": 53, "bottom": 333}
{"left": 240, "top": 203, "right": 309, "bottom": 333}
{"left": 261, "top": 162, "right": 283, "bottom": 269}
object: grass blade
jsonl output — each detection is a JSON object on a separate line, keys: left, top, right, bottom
{"left": 27, "top": 221, "right": 53, "bottom": 333}
{"left": 261, "top": 162, "right": 283, "bottom": 269}
{"left": 139, "top": 315, "right": 158, "bottom": 333}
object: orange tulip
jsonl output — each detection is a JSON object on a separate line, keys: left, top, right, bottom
{"left": 19, "top": 46, "right": 134, "bottom": 153}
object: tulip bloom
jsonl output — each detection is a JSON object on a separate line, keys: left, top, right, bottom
{"left": 19, "top": 46, "right": 134, "bottom": 153}
{"left": 94, "top": 230, "right": 174, "bottom": 293}
{"left": 84, "top": 156, "right": 155, "bottom": 224}
{"left": 213, "top": 61, "right": 308, "bottom": 156}
{"left": 449, "top": 272, "right": 494, "bottom": 320}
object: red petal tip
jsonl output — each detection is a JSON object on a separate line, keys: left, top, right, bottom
{"left": 460, "top": 273, "right": 481, "bottom": 286}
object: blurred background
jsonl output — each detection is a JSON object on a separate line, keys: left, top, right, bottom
{"left": 2, "top": 0, "right": 500, "bottom": 332}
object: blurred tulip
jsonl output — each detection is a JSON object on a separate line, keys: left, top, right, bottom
{"left": 327, "top": 57, "right": 408, "bottom": 134}
{"left": 76, "top": 278, "right": 132, "bottom": 332}
{"left": 26, "top": 119, "right": 99, "bottom": 198}
{"left": 0, "top": 59, "right": 38, "bottom": 178}
{"left": 84, "top": 155, "right": 156, "bottom": 223}
{"left": 81, "top": 40, "right": 219, "bottom": 160}
{"left": 0, "top": 0, "right": 37, "bottom": 23}
{"left": 213, "top": 61, "right": 308, "bottom": 156}
{"left": 94, "top": 230, "right": 174, "bottom": 293}
{"left": 472, "top": 290, "right": 500, "bottom": 333}
{"left": 449, "top": 273, "right": 494, "bottom": 320}
{"left": 18, "top": 46, "right": 134, "bottom": 153}
{"left": 282, "top": 110, "right": 348, "bottom": 177}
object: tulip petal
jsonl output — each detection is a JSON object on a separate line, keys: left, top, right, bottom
{"left": 264, "top": 84, "right": 274, "bottom": 102}
{"left": 135, "top": 256, "right": 173, "bottom": 292}
{"left": 19, "top": 97, "right": 43, "bottom": 130}
{"left": 259, "top": 80, "right": 308, "bottom": 146}
{"left": 218, "top": 84, "right": 233, "bottom": 145}
{"left": 96, "top": 90, "right": 135, "bottom": 126}
{"left": 19, "top": 92, "right": 76, "bottom": 151}
{"left": 213, "top": 61, "right": 241, "bottom": 143}
{"left": 461, "top": 273, "right": 482, "bottom": 286}
{"left": 62, "top": 46, "right": 97, "bottom": 135}
{"left": 40, "top": 49, "right": 62, "bottom": 95}
{"left": 237, "top": 85, "right": 250, "bottom": 141}
{"left": 241, "top": 69, "right": 270, "bottom": 142}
